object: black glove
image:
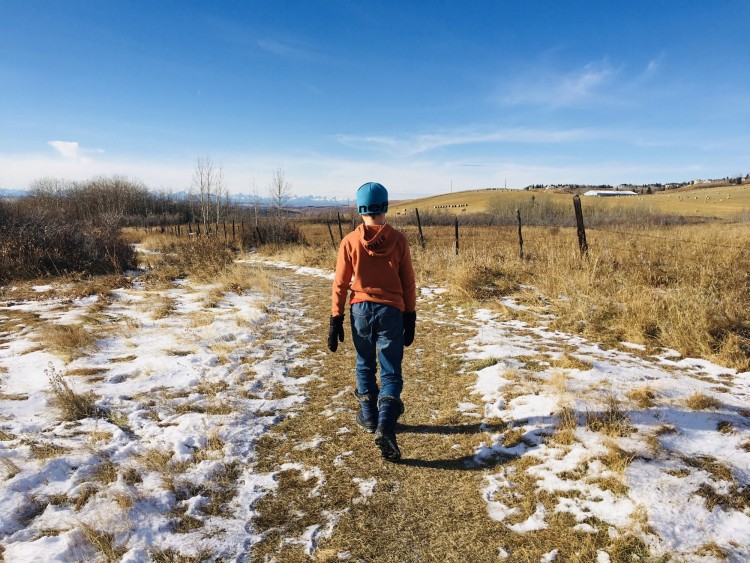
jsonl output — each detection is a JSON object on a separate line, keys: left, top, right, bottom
{"left": 328, "top": 315, "right": 344, "bottom": 352}
{"left": 403, "top": 311, "right": 416, "bottom": 347}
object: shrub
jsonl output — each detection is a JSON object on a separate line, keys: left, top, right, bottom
{"left": 47, "top": 367, "right": 103, "bottom": 421}
{"left": 0, "top": 204, "right": 137, "bottom": 282}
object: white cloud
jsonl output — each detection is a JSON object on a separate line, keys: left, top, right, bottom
{"left": 499, "top": 59, "right": 622, "bottom": 107}
{"left": 48, "top": 140, "right": 104, "bottom": 163}
{"left": 48, "top": 140, "right": 81, "bottom": 159}
{"left": 336, "top": 127, "right": 598, "bottom": 157}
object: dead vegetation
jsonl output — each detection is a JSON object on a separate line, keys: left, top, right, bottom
{"left": 627, "top": 386, "right": 656, "bottom": 408}
{"left": 585, "top": 395, "right": 634, "bottom": 437}
{"left": 685, "top": 392, "right": 722, "bottom": 411}
{"left": 77, "top": 522, "right": 127, "bottom": 561}
{"left": 47, "top": 368, "right": 103, "bottom": 421}
{"left": 276, "top": 217, "right": 750, "bottom": 372}
{"left": 39, "top": 323, "right": 98, "bottom": 362}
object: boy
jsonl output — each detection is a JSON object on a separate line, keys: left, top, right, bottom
{"left": 328, "top": 182, "right": 416, "bottom": 462}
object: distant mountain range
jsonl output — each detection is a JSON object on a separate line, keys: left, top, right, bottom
{"left": 229, "top": 193, "right": 351, "bottom": 208}
{"left": 0, "top": 188, "right": 351, "bottom": 208}
{"left": 0, "top": 188, "right": 28, "bottom": 198}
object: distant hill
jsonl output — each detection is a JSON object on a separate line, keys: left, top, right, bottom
{"left": 390, "top": 181, "right": 750, "bottom": 220}
{"left": 168, "top": 191, "right": 350, "bottom": 208}
{"left": 0, "top": 188, "right": 28, "bottom": 198}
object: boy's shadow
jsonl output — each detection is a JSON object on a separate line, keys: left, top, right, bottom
{"left": 395, "top": 421, "right": 534, "bottom": 471}
{"left": 394, "top": 403, "right": 750, "bottom": 470}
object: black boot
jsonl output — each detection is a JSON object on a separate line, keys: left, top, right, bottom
{"left": 374, "top": 396, "right": 404, "bottom": 462}
{"left": 354, "top": 391, "right": 378, "bottom": 433}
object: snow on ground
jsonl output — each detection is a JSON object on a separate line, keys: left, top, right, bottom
{"left": 4, "top": 258, "right": 750, "bottom": 561}
{"left": 0, "top": 264, "right": 321, "bottom": 560}
{"left": 461, "top": 306, "right": 750, "bottom": 561}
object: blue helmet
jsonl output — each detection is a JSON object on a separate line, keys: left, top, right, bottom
{"left": 356, "top": 182, "right": 389, "bottom": 215}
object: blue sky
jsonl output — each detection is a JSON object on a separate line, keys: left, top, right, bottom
{"left": 1, "top": 1, "right": 749, "bottom": 199}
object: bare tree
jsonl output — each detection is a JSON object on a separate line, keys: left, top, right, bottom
{"left": 191, "top": 157, "right": 228, "bottom": 228}
{"left": 250, "top": 179, "right": 261, "bottom": 227}
{"left": 268, "top": 168, "right": 292, "bottom": 216}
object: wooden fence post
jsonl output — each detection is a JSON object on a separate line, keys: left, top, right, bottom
{"left": 223, "top": 222, "right": 227, "bottom": 241}
{"left": 454, "top": 217, "right": 459, "bottom": 256}
{"left": 232, "top": 220, "right": 236, "bottom": 241}
{"left": 573, "top": 195, "right": 588, "bottom": 257}
{"left": 415, "top": 208, "right": 426, "bottom": 250}
{"left": 337, "top": 212, "right": 344, "bottom": 241}
{"left": 326, "top": 221, "right": 337, "bottom": 250}
{"left": 197, "top": 223, "right": 201, "bottom": 237}
{"left": 516, "top": 209, "right": 524, "bottom": 259}
{"left": 255, "top": 226, "right": 264, "bottom": 245}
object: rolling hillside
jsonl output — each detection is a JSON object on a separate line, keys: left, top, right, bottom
{"left": 390, "top": 183, "right": 750, "bottom": 220}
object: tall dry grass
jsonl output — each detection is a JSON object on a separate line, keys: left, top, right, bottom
{"left": 280, "top": 218, "right": 750, "bottom": 371}
{"left": 132, "top": 211, "right": 750, "bottom": 370}
{"left": 138, "top": 236, "right": 235, "bottom": 283}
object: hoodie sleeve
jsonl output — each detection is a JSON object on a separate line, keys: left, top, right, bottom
{"left": 332, "top": 238, "right": 354, "bottom": 316}
{"left": 399, "top": 237, "right": 417, "bottom": 312}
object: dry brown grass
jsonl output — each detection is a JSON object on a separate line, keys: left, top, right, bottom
{"left": 72, "top": 484, "right": 99, "bottom": 511}
{"left": 281, "top": 218, "right": 750, "bottom": 371}
{"left": 216, "top": 262, "right": 278, "bottom": 296}
{"left": 140, "top": 236, "right": 234, "bottom": 284}
{"left": 151, "top": 296, "right": 176, "bottom": 320}
{"left": 1, "top": 456, "right": 20, "bottom": 480}
{"left": 627, "top": 386, "right": 656, "bottom": 408}
{"left": 717, "top": 420, "right": 735, "bottom": 434}
{"left": 552, "top": 352, "right": 593, "bottom": 371}
{"left": 25, "top": 440, "right": 70, "bottom": 460}
{"left": 696, "top": 482, "right": 750, "bottom": 512}
{"left": 553, "top": 405, "right": 579, "bottom": 445}
{"left": 89, "top": 431, "right": 112, "bottom": 444}
{"left": 47, "top": 369, "right": 103, "bottom": 421}
{"left": 0, "top": 392, "right": 28, "bottom": 401}
{"left": 683, "top": 455, "right": 734, "bottom": 482}
{"left": 78, "top": 522, "right": 127, "bottom": 561}
{"left": 39, "top": 323, "right": 97, "bottom": 362}
{"left": 65, "top": 367, "right": 108, "bottom": 378}
{"left": 149, "top": 547, "right": 212, "bottom": 562}
{"left": 136, "top": 449, "right": 175, "bottom": 473}
{"left": 585, "top": 395, "right": 634, "bottom": 437}
{"left": 599, "top": 440, "right": 636, "bottom": 473}
{"left": 89, "top": 459, "right": 119, "bottom": 485}
{"left": 685, "top": 392, "right": 722, "bottom": 411}
{"left": 695, "top": 542, "right": 728, "bottom": 560}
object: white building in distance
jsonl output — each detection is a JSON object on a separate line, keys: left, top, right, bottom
{"left": 583, "top": 190, "right": 638, "bottom": 197}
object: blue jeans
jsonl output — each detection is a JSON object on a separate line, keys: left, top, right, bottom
{"left": 350, "top": 302, "right": 404, "bottom": 401}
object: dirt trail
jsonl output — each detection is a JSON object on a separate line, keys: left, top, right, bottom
{"left": 250, "top": 267, "right": 513, "bottom": 562}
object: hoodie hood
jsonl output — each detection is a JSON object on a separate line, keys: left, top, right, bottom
{"left": 357, "top": 223, "right": 399, "bottom": 257}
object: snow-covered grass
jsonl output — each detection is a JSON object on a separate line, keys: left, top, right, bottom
{"left": 462, "top": 305, "right": 750, "bottom": 561}
{"left": 2, "top": 243, "right": 750, "bottom": 561}
{"left": 0, "top": 258, "right": 318, "bottom": 560}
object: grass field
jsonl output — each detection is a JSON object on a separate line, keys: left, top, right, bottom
{"left": 3, "top": 213, "right": 750, "bottom": 560}
{"left": 389, "top": 181, "right": 750, "bottom": 221}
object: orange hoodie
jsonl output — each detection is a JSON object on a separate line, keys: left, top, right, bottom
{"left": 332, "top": 223, "right": 416, "bottom": 316}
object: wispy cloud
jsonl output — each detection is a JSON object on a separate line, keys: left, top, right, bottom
{"left": 336, "top": 127, "right": 598, "bottom": 156}
{"left": 256, "top": 38, "right": 326, "bottom": 62}
{"left": 499, "top": 59, "right": 622, "bottom": 107}
{"left": 48, "top": 140, "right": 104, "bottom": 163}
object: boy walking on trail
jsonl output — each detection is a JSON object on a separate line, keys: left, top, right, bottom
{"left": 328, "top": 182, "right": 416, "bottom": 462}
